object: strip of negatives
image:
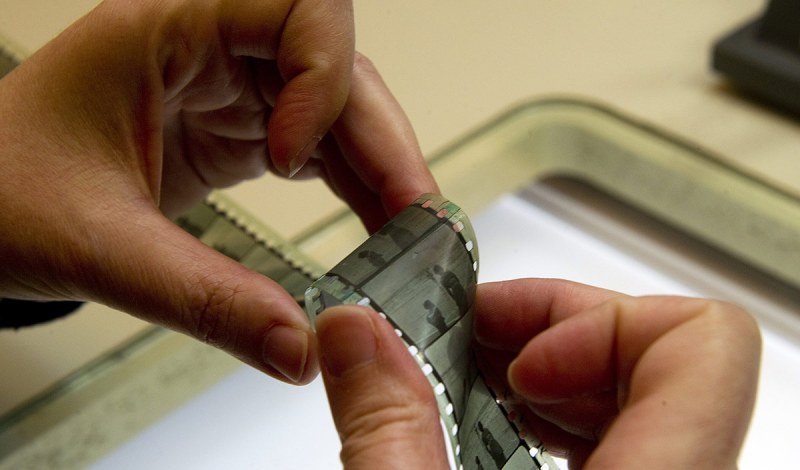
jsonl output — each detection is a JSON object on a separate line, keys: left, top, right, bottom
{"left": 305, "top": 194, "right": 558, "bottom": 470}
{"left": 174, "top": 194, "right": 322, "bottom": 303}
{"left": 177, "top": 192, "right": 558, "bottom": 469}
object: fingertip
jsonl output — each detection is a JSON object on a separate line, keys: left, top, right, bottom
{"left": 262, "top": 323, "right": 319, "bottom": 384}
{"left": 194, "top": 267, "right": 320, "bottom": 385}
{"left": 505, "top": 331, "right": 573, "bottom": 405}
{"left": 506, "top": 355, "right": 535, "bottom": 402}
{"left": 507, "top": 357, "right": 561, "bottom": 405}
{"left": 267, "top": 95, "right": 332, "bottom": 178}
{"left": 268, "top": 2, "right": 354, "bottom": 178}
{"left": 318, "top": 304, "right": 449, "bottom": 469}
{"left": 316, "top": 305, "right": 379, "bottom": 378}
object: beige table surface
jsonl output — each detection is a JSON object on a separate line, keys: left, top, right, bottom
{"left": 1, "top": 0, "right": 798, "bottom": 417}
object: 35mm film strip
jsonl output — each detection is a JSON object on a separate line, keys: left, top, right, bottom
{"left": 175, "top": 192, "right": 324, "bottom": 303}
{"left": 180, "top": 192, "right": 558, "bottom": 470}
{"left": 304, "top": 194, "right": 557, "bottom": 470}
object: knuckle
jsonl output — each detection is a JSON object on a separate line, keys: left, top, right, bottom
{"left": 605, "top": 295, "right": 639, "bottom": 318}
{"left": 613, "top": 295, "right": 762, "bottom": 347}
{"left": 351, "top": 51, "right": 379, "bottom": 80}
{"left": 696, "top": 298, "right": 762, "bottom": 345}
{"left": 339, "top": 399, "right": 437, "bottom": 462}
{"left": 184, "top": 276, "right": 240, "bottom": 350}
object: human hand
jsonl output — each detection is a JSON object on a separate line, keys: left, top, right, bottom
{"left": 475, "top": 279, "right": 761, "bottom": 469}
{"left": 316, "top": 305, "right": 449, "bottom": 469}
{"left": 0, "top": 0, "right": 436, "bottom": 383}
{"left": 316, "top": 280, "right": 761, "bottom": 469}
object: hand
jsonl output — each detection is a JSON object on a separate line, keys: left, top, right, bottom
{"left": 316, "top": 280, "right": 761, "bottom": 469}
{"left": 0, "top": 0, "right": 437, "bottom": 383}
{"left": 475, "top": 279, "right": 761, "bottom": 469}
{"left": 316, "top": 305, "right": 449, "bottom": 469}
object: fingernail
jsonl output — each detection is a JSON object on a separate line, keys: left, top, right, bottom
{"left": 287, "top": 157, "right": 305, "bottom": 178}
{"left": 318, "top": 308, "right": 377, "bottom": 377}
{"left": 263, "top": 325, "right": 310, "bottom": 383}
{"left": 287, "top": 136, "right": 321, "bottom": 178}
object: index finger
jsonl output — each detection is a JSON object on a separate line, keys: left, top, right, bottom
{"left": 328, "top": 53, "right": 440, "bottom": 219}
{"left": 474, "top": 278, "right": 623, "bottom": 351}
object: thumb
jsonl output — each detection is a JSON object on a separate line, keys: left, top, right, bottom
{"left": 316, "top": 305, "right": 449, "bottom": 469}
{"left": 84, "top": 206, "right": 319, "bottom": 385}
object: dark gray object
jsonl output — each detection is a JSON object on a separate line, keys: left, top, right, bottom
{"left": 712, "top": 0, "right": 800, "bottom": 114}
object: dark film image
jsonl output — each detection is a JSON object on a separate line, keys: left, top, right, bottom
{"left": 424, "top": 310, "right": 477, "bottom": 421}
{"left": 330, "top": 207, "right": 439, "bottom": 285}
{"left": 460, "top": 378, "right": 521, "bottom": 470}
{"left": 364, "top": 223, "right": 470, "bottom": 306}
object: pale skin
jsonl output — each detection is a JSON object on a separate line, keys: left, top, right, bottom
{"left": 318, "top": 279, "right": 761, "bottom": 469}
{"left": 0, "top": 0, "right": 437, "bottom": 383}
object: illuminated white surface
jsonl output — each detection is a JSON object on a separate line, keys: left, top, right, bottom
{"left": 91, "top": 186, "right": 799, "bottom": 469}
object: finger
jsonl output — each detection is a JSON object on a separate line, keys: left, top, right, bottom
{"left": 268, "top": 0, "right": 355, "bottom": 177}
{"left": 160, "top": 117, "right": 271, "bottom": 217}
{"left": 507, "top": 403, "right": 596, "bottom": 468}
{"left": 212, "top": 0, "right": 355, "bottom": 176}
{"left": 474, "top": 344, "right": 517, "bottom": 401}
{"left": 258, "top": 50, "right": 438, "bottom": 229}
{"left": 477, "top": 343, "right": 618, "bottom": 445}
{"left": 329, "top": 53, "right": 439, "bottom": 219}
{"left": 316, "top": 134, "right": 391, "bottom": 233}
{"left": 316, "top": 305, "right": 448, "bottom": 469}
{"left": 509, "top": 296, "right": 761, "bottom": 468}
{"left": 183, "top": 83, "right": 270, "bottom": 141}
{"left": 81, "top": 202, "right": 319, "bottom": 385}
{"left": 522, "top": 392, "right": 619, "bottom": 441}
{"left": 474, "top": 279, "right": 622, "bottom": 351}
{"left": 475, "top": 346, "right": 605, "bottom": 463}
{"left": 178, "top": 129, "right": 269, "bottom": 186}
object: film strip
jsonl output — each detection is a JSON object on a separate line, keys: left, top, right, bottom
{"left": 305, "top": 194, "right": 558, "bottom": 470}
{"left": 174, "top": 192, "right": 324, "bottom": 303}
{"left": 178, "top": 192, "right": 557, "bottom": 469}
